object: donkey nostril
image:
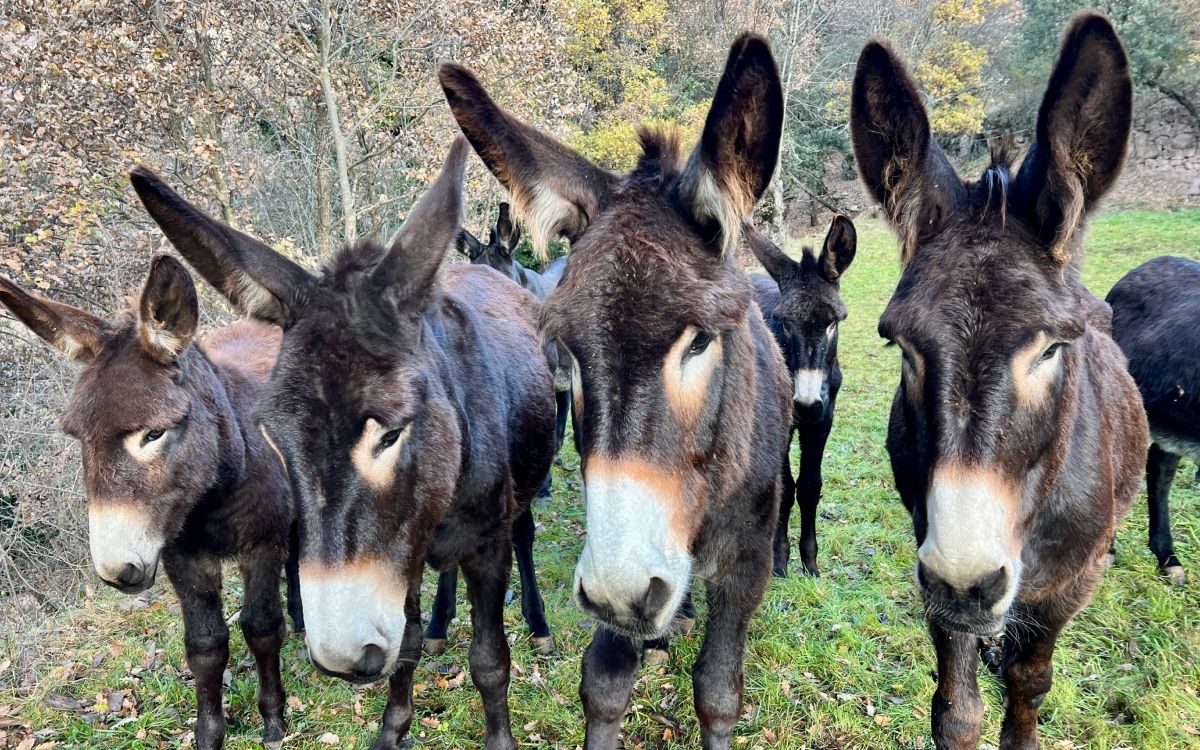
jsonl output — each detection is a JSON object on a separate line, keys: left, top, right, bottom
{"left": 643, "top": 576, "right": 673, "bottom": 615}
{"left": 355, "top": 644, "right": 387, "bottom": 676}
{"left": 116, "top": 563, "right": 144, "bottom": 587}
{"left": 975, "top": 566, "right": 1010, "bottom": 607}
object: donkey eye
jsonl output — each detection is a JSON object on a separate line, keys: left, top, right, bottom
{"left": 141, "top": 429, "right": 166, "bottom": 446}
{"left": 1036, "top": 342, "right": 1066, "bottom": 366}
{"left": 687, "top": 331, "right": 713, "bottom": 357}
{"left": 378, "top": 429, "right": 403, "bottom": 451}
{"left": 826, "top": 322, "right": 837, "bottom": 338}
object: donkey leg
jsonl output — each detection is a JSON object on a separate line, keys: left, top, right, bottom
{"left": 164, "top": 550, "right": 228, "bottom": 750}
{"left": 773, "top": 443, "right": 796, "bottom": 578}
{"left": 424, "top": 568, "right": 458, "bottom": 655}
{"left": 581, "top": 626, "right": 640, "bottom": 749}
{"left": 1147, "top": 444, "right": 1185, "bottom": 585}
{"left": 238, "top": 551, "right": 287, "bottom": 749}
{"left": 693, "top": 552, "right": 771, "bottom": 749}
{"left": 371, "top": 586, "right": 424, "bottom": 750}
{"left": 998, "top": 623, "right": 1060, "bottom": 750}
{"left": 928, "top": 621, "right": 983, "bottom": 750}
{"left": 796, "top": 422, "right": 831, "bottom": 577}
{"left": 513, "top": 506, "right": 554, "bottom": 654}
{"left": 461, "top": 542, "right": 518, "bottom": 750}
{"left": 285, "top": 521, "right": 304, "bottom": 633}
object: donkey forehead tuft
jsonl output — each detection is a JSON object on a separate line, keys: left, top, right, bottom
{"left": 321, "top": 239, "right": 391, "bottom": 288}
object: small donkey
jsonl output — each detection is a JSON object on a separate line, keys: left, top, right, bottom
{"left": 0, "top": 257, "right": 299, "bottom": 750}
{"left": 458, "top": 202, "right": 569, "bottom": 299}
{"left": 745, "top": 217, "right": 855, "bottom": 577}
{"left": 459, "top": 203, "right": 573, "bottom": 470}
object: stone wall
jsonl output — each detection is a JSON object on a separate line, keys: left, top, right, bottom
{"left": 1129, "top": 90, "right": 1200, "bottom": 194}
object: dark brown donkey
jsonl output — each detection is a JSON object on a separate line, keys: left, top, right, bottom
{"left": 1107, "top": 256, "right": 1200, "bottom": 586}
{"left": 0, "top": 258, "right": 299, "bottom": 750}
{"left": 441, "top": 33, "right": 792, "bottom": 749}
{"left": 130, "top": 138, "right": 556, "bottom": 750}
{"left": 745, "top": 217, "right": 855, "bottom": 577}
{"left": 852, "top": 12, "right": 1148, "bottom": 749}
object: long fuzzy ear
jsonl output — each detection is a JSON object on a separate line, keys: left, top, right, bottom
{"left": 456, "top": 227, "right": 484, "bottom": 260}
{"left": 496, "top": 202, "right": 522, "bottom": 252}
{"left": 130, "top": 166, "right": 314, "bottom": 328}
{"left": 439, "top": 63, "right": 619, "bottom": 258}
{"left": 819, "top": 215, "right": 856, "bottom": 282}
{"left": 138, "top": 255, "right": 199, "bottom": 364}
{"left": 677, "top": 34, "right": 783, "bottom": 255}
{"left": 742, "top": 221, "right": 797, "bottom": 283}
{"left": 0, "top": 277, "right": 104, "bottom": 363}
{"left": 371, "top": 137, "right": 468, "bottom": 319}
{"left": 850, "top": 40, "right": 963, "bottom": 263}
{"left": 1013, "top": 12, "right": 1132, "bottom": 263}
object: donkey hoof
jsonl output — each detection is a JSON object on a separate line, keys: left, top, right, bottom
{"left": 531, "top": 635, "right": 556, "bottom": 656}
{"left": 1163, "top": 565, "right": 1187, "bottom": 586}
{"left": 424, "top": 638, "right": 448, "bottom": 656}
{"left": 675, "top": 617, "right": 696, "bottom": 636}
{"left": 644, "top": 647, "right": 669, "bottom": 666}
{"left": 772, "top": 566, "right": 788, "bottom": 579}
{"left": 801, "top": 564, "right": 821, "bottom": 578}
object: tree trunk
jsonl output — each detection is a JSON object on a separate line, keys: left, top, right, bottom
{"left": 317, "top": 0, "right": 356, "bottom": 244}
{"left": 314, "top": 98, "right": 335, "bottom": 257}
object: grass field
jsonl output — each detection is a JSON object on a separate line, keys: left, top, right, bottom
{"left": 2, "top": 208, "right": 1199, "bottom": 749}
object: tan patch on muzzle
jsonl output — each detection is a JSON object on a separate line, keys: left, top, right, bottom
{"left": 919, "top": 464, "right": 1022, "bottom": 595}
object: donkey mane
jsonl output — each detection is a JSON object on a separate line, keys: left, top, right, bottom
{"left": 322, "top": 239, "right": 391, "bottom": 288}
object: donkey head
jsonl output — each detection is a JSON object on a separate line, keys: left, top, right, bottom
{"left": 442, "top": 34, "right": 782, "bottom": 638}
{"left": 745, "top": 217, "right": 855, "bottom": 416}
{"left": 852, "top": 13, "right": 1131, "bottom": 634}
{"left": 456, "top": 202, "right": 524, "bottom": 284}
{"left": 0, "top": 256, "right": 235, "bottom": 593}
{"left": 130, "top": 139, "right": 470, "bottom": 682}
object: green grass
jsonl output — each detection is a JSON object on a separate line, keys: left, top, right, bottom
{"left": 3, "top": 208, "right": 1200, "bottom": 749}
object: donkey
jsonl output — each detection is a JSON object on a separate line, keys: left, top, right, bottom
{"left": 458, "top": 202, "right": 573, "bottom": 493}
{"left": 441, "top": 33, "right": 792, "bottom": 748}
{"left": 745, "top": 217, "right": 855, "bottom": 577}
{"left": 0, "top": 258, "right": 300, "bottom": 750}
{"left": 851, "top": 12, "right": 1148, "bottom": 748}
{"left": 458, "top": 202, "right": 569, "bottom": 299}
{"left": 1107, "top": 255, "right": 1200, "bottom": 586}
{"left": 130, "top": 137, "right": 557, "bottom": 750}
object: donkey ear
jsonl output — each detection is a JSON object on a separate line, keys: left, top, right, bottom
{"left": 819, "top": 215, "right": 857, "bottom": 282}
{"left": 0, "top": 276, "right": 104, "bottom": 363}
{"left": 742, "top": 221, "right": 796, "bottom": 283}
{"left": 677, "top": 34, "right": 783, "bottom": 255}
{"left": 1013, "top": 12, "right": 1132, "bottom": 263}
{"left": 372, "top": 137, "right": 468, "bottom": 312}
{"left": 439, "top": 63, "right": 619, "bottom": 258}
{"left": 456, "top": 227, "right": 484, "bottom": 260}
{"left": 850, "top": 41, "right": 963, "bottom": 264}
{"left": 138, "top": 255, "right": 199, "bottom": 364}
{"left": 129, "top": 166, "right": 314, "bottom": 328}
{"left": 497, "top": 202, "right": 523, "bottom": 252}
